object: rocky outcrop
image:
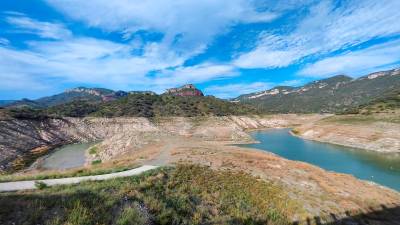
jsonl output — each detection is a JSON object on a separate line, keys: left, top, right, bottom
{"left": 165, "top": 84, "right": 204, "bottom": 97}
{"left": 0, "top": 114, "right": 323, "bottom": 172}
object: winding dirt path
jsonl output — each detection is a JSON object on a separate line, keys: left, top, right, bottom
{"left": 0, "top": 165, "right": 158, "bottom": 192}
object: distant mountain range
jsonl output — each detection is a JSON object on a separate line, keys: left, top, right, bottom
{"left": 2, "top": 85, "right": 205, "bottom": 109}
{"left": 3, "top": 87, "right": 156, "bottom": 109}
{"left": 2, "top": 84, "right": 257, "bottom": 118}
{"left": 232, "top": 68, "right": 400, "bottom": 113}
{"left": 1, "top": 69, "right": 399, "bottom": 115}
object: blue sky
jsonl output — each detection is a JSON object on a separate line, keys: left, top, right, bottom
{"left": 1, "top": 0, "right": 400, "bottom": 99}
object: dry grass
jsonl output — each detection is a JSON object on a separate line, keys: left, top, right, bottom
{"left": 0, "top": 164, "right": 300, "bottom": 225}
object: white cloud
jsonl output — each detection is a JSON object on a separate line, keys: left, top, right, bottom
{"left": 234, "top": 0, "right": 400, "bottom": 69}
{"left": 205, "top": 82, "right": 273, "bottom": 99}
{"left": 299, "top": 39, "right": 400, "bottom": 77}
{"left": 45, "top": 0, "right": 277, "bottom": 60}
{"left": 5, "top": 14, "right": 72, "bottom": 40}
{"left": 0, "top": 36, "right": 237, "bottom": 93}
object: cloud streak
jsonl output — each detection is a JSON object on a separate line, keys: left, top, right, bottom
{"left": 234, "top": 0, "right": 400, "bottom": 69}
{"left": 299, "top": 39, "right": 400, "bottom": 77}
{"left": 5, "top": 13, "right": 72, "bottom": 39}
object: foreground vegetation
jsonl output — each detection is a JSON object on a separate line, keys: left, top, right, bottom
{"left": 0, "top": 165, "right": 300, "bottom": 225}
{"left": 0, "top": 163, "right": 139, "bottom": 182}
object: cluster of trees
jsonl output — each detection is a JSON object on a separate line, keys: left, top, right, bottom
{"left": 4, "top": 93, "right": 260, "bottom": 119}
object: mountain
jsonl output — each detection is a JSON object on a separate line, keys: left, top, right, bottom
{"left": 233, "top": 69, "right": 400, "bottom": 113}
{"left": 6, "top": 87, "right": 124, "bottom": 108}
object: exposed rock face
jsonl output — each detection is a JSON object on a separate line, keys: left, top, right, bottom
{"left": 165, "top": 84, "right": 204, "bottom": 97}
{"left": 0, "top": 114, "right": 323, "bottom": 172}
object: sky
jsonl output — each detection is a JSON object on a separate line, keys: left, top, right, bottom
{"left": 1, "top": 0, "right": 400, "bottom": 100}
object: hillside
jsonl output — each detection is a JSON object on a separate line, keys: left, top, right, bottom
{"left": 233, "top": 69, "right": 400, "bottom": 113}
{"left": 351, "top": 89, "right": 400, "bottom": 114}
{"left": 5, "top": 93, "right": 259, "bottom": 119}
{"left": 6, "top": 87, "right": 120, "bottom": 108}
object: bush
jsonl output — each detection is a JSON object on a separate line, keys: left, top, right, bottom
{"left": 91, "top": 159, "right": 102, "bottom": 165}
{"left": 34, "top": 181, "right": 48, "bottom": 190}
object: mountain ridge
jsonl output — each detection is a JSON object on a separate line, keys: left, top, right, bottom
{"left": 233, "top": 68, "right": 400, "bottom": 113}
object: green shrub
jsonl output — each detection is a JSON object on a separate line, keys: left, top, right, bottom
{"left": 88, "top": 146, "right": 98, "bottom": 155}
{"left": 34, "top": 181, "right": 48, "bottom": 190}
{"left": 91, "top": 159, "right": 102, "bottom": 165}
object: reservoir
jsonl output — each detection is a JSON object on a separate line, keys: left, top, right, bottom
{"left": 241, "top": 129, "right": 400, "bottom": 191}
{"left": 40, "top": 142, "right": 95, "bottom": 170}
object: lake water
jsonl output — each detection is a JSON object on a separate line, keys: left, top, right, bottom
{"left": 41, "top": 142, "right": 95, "bottom": 170}
{"left": 241, "top": 129, "right": 400, "bottom": 191}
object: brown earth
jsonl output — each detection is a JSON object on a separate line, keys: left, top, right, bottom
{"left": 294, "top": 112, "right": 400, "bottom": 153}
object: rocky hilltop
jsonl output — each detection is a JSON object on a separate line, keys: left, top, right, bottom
{"left": 233, "top": 68, "right": 400, "bottom": 113}
{"left": 165, "top": 84, "right": 204, "bottom": 97}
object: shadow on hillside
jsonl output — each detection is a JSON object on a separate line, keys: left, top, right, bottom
{"left": 293, "top": 203, "right": 400, "bottom": 225}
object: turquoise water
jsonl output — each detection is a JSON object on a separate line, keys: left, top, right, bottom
{"left": 241, "top": 129, "right": 400, "bottom": 191}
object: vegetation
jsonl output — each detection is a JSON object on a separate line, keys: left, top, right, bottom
{"left": 91, "top": 159, "right": 102, "bottom": 165}
{"left": 5, "top": 93, "right": 260, "bottom": 118}
{"left": 88, "top": 146, "right": 98, "bottom": 155}
{"left": 46, "top": 100, "right": 100, "bottom": 117}
{"left": 0, "top": 165, "right": 300, "bottom": 225}
{"left": 344, "top": 90, "right": 400, "bottom": 115}
{"left": 0, "top": 164, "right": 139, "bottom": 182}
{"left": 34, "top": 181, "right": 48, "bottom": 190}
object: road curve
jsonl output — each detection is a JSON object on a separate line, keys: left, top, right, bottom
{"left": 0, "top": 165, "right": 158, "bottom": 192}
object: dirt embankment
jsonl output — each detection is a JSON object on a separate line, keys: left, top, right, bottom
{"left": 0, "top": 114, "right": 323, "bottom": 172}
{"left": 294, "top": 113, "right": 400, "bottom": 153}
